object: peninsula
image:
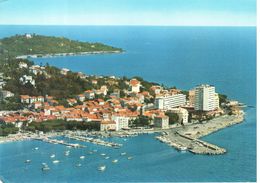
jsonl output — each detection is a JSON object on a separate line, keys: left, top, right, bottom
{"left": 0, "top": 35, "right": 245, "bottom": 156}
{"left": 0, "top": 33, "right": 123, "bottom": 59}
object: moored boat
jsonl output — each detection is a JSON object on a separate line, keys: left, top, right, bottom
{"left": 25, "top": 159, "right": 31, "bottom": 163}
{"left": 52, "top": 160, "right": 60, "bottom": 164}
{"left": 98, "top": 165, "right": 106, "bottom": 171}
{"left": 112, "top": 159, "right": 118, "bottom": 163}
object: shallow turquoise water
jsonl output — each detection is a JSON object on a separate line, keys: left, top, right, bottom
{"left": 0, "top": 26, "right": 256, "bottom": 182}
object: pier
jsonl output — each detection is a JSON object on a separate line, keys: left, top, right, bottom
{"left": 65, "top": 134, "right": 122, "bottom": 148}
{"left": 33, "top": 137, "right": 85, "bottom": 148}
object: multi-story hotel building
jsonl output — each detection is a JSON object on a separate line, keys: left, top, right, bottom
{"left": 194, "top": 84, "right": 219, "bottom": 111}
{"left": 154, "top": 94, "right": 186, "bottom": 110}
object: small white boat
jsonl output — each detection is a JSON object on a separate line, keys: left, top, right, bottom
{"left": 65, "top": 152, "right": 70, "bottom": 156}
{"left": 127, "top": 156, "right": 133, "bottom": 160}
{"left": 76, "top": 163, "right": 82, "bottom": 167}
{"left": 80, "top": 156, "right": 85, "bottom": 159}
{"left": 112, "top": 159, "right": 118, "bottom": 163}
{"left": 120, "top": 152, "right": 126, "bottom": 156}
{"left": 50, "top": 154, "right": 55, "bottom": 158}
{"left": 42, "top": 166, "right": 50, "bottom": 171}
{"left": 98, "top": 165, "right": 106, "bottom": 171}
{"left": 105, "top": 156, "right": 110, "bottom": 159}
{"left": 100, "top": 153, "right": 106, "bottom": 156}
{"left": 25, "top": 159, "right": 31, "bottom": 163}
{"left": 52, "top": 160, "right": 60, "bottom": 164}
{"left": 42, "top": 163, "right": 50, "bottom": 171}
{"left": 34, "top": 147, "right": 39, "bottom": 150}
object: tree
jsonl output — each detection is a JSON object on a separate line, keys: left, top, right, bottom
{"left": 165, "top": 112, "right": 179, "bottom": 124}
{"left": 132, "top": 115, "right": 150, "bottom": 127}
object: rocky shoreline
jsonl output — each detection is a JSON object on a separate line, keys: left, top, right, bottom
{"left": 16, "top": 50, "right": 122, "bottom": 59}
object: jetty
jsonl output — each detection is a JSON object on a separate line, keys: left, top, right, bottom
{"left": 33, "top": 137, "right": 85, "bottom": 148}
{"left": 156, "top": 114, "right": 244, "bottom": 155}
{"left": 65, "top": 134, "right": 122, "bottom": 148}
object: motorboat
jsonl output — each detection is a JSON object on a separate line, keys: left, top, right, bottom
{"left": 76, "top": 163, "right": 82, "bottom": 167}
{"left": 112, "top": 159, "right": 118, "bottom": 163}
{"left": 42, "top": 163, "right": 50, "bottom": 171}
{"left": 42, "top": 166, "right": 50, "bottom": 171}
{"left": 80, "top": 156, "right": 85, "bottom": 159}
{"left": 100, "top": 153, "right": 106, "bottom": 156}
{"left": 98, "top": 165, "right": 106, "bottom": 171}
{"left": 127, "top": 156, "right": 133, "bottom": 160}
{"left": 105, "top": 156, "right": 110, "bottom": 159}
{"left": 120, "top": 152, "right": 126, "bottom": 156}
{"left": 25, "top": 160, "right": 31, "bottom": 163}
{"left": 52, "top": 160, "right": 60, "bottom": 164}
{"left": 50, "top": 154, "right": 55, "bottom": 158}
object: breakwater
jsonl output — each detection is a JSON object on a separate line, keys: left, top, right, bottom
{"left": 156, "top": 114, "right": 244, "bottom": 155}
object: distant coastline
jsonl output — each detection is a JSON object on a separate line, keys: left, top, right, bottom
{"left": 16, "top": 50, "right": 123, "bottom": 59}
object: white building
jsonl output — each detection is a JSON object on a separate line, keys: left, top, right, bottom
{"left": 129, "top": 79, "right": 141, "bottom": 93}
{"left": 60, "top": 68, "right": 70, "bottom": 75}
{"left": 84, "top": 90, "right": 95, "bottom": 99}
{"left": 100, "top": 121, "right": 116, "bottom": 131}
{"left": 170, "top": 107, "right": 189, "bottom": 124}
{"left": 25, "top": 33, "right": 32, "bottom": 39}
{"left": 112, "top": 114, "right": 129, "bottom": 131}
{"left": 0, "top": 73, "right": 5, "bottom": 89}
{"left": 194, "top": 84, "right": 219, "bottom": 111}
{"left": 19, "top": 62, "right": 28, "bottom": 69}
{"left": 19, "top": 75, "right": 35, "bottom": 86}
{"left": 154, "top": 94, "right": 186, "bottom": 110}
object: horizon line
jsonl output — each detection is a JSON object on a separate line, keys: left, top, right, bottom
{"left": 0, "top": 24, "right": 256, "bottom": 27}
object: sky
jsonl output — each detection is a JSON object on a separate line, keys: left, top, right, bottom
{"left": 0, "top": 0, "right": 256, "bottom": 26}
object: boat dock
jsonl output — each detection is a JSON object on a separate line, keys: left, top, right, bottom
{"left": 33, "top": 137, "right": 85, "bottom": 148}
{"left": 65, "top": 134, "right": 122, "bottom": 148}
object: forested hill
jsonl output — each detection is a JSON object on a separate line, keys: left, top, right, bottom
{"left": 0, "top": 34, "right": 123, "bottom": 58}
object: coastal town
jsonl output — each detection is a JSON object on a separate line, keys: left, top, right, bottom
{"left": 0, "top": 34, "right": 245, "bottom": 156}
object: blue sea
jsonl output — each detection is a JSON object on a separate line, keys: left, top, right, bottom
{"left": 0, "top": 26, "right": 256, "bottom": 182}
